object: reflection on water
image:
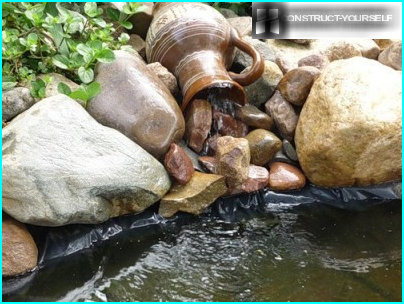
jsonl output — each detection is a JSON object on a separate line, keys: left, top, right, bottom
{"left": 3, "top": 201, "right": 401, "bottom": 302}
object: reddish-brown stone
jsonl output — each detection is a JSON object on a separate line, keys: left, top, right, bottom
{"left": 204, "top": 134, "right": 220, "bottom": 156}
{"left": 278, "top": 66, "right": 321, "bottom": 106}
{"left": 275, "top": 56, "right": 293, "bottom": 74}
{"left": 198, "top": 156, "right": 218, "bottom": 174}
{"left": 164, "top": 143, "right": 195, "bottom": 185}
{"left": 2, "top": 214, "right": 38, "bottom": 277}
{"left": 264, "top": 91, "right": 299, "bottom": 141}
{"left": 298, "top": 54, "right": 330, "bottom": 71}
{"left": 268, "top": 162, "right": 306, "bottom": 191}
{"left": 213, "top": 110, "right": 249, "bottom": 138}
{"left": 184, "top": 99, "right": 212, "bottom": 153}
{"left": 235, "top": 104, "right": 273, "bottom": 130}
{"left": 242, "top": 165, "right": 269, "bottom": 193}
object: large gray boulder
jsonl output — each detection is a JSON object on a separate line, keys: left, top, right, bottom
{"left": 2, "top": 95, "right": 171, "bottom": 226}
{"left": 295, "top": 57, "right": 402, "bottom": 187}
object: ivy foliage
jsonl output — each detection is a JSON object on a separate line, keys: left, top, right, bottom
{"left": 2, "top": 2, "right": 145, "bottom": 105}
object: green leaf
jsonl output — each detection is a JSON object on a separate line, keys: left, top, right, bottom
{"left": 78, "top": 67, "right": 94, "bottom": 84}
{"left": 84, "top": 2, "right": 98, "bottom": 17}
{"left": 120, "top": 21, "right": 133, "bottom": 30}
{"left": 118, "top": 33, "right": 130, "bottom": 43}
{"left": 57, "top": 82, "right": 72, "bottom": 95}
{"left": 27, "top": 33, "right": 38, "bottom": 43}
{"left": 89, "top": 40, "right": 103, "bottom": 51}
{"left": 69, "top": 88, "right": 88, "bottom": 101}
{"left": 2, "top": 82, "right": 17, "bottom": 91}
{"left": 122, "top": 3, "right": 146, "bottom": 15}
{"left": 85, "top": 82, "right": 101, "bottom": 100}
{"left": 106, "top": 7, "right": 120, "bottom": 21}
{"left": 52, "top": 54, "right": 70, "bottom": 69}
{"left": 95, "top": 49, "right": 115, "bottom": 63}
{"left": 92, "top": 18, "right": 107, "bottom": 28}
{"left": 30, "top": 78, "right": 46, "bottom": 98}
{"left": 76, "top": 43, "right": 92, "bottom": 56}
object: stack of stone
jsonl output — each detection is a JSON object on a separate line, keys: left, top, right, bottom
{"left": 1, "top": 3, "right": 402, "bottom": 278}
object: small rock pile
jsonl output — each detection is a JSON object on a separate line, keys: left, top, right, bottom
{"left": 1, "top": 2, "right": 402, "bottom": 277}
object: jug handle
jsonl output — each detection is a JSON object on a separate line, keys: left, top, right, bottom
{"left": 228, "top": 29, "right": 265, "bottom": 86}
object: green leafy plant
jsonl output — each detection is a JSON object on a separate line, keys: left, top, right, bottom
{"left": 57, "top": 81, "right": 101, "bottom": 107}
{"left": 30, "top": 75, "right": 52, "bottom": 99}
{"left": 2, "top": 2, "right": 143, "bottom": 104}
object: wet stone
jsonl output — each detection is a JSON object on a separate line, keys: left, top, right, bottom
{"left": 198, "top": 156, "right": 217, "bottom": 174}
{"left": 244, "top": 60, "right": 283, "bottom": 106}
{"left": 264, "top": 91, "right": 299, "bottom": 141}
{"left": 204, "top": 134, "right": 220, "bottom": 156}
{"left": 282, "top": 139, "right": 298, "bottom": 162}
{"left": 278, "top": 66, "right": 321, "bottom": 106}
{"left": 158, "top": 171, "right": 227, "bottom": 218}
{"left": 268, "top": 162, "right": 306, "bottom": 191}
{"left": 178, "top": 140, "right": 204, "bottom": 172}
{"left": 184, "top": 99, "right": 212, "bottom": 153}
{"left": 164, "top": 143, "right": 195, "bottom": 185}
{"left": 298, "top": 54, "right": 330, "bottom": 71}
{"left": 2, "top": 214, "right": 38, "bottom": 277}
{"left": 245, "top": 129, "right": 282, "bottom": 166}
{"left": 271, "top": 150, "right": 296, "bottom": 166}
{"left": 241, "top": 165, "right": 270, "bottom": 193}
{"left": 235, "top": 104, "right": 273, "bottom": 130}
{"left": 216, "top": 136, "right": 250, "bottom": 190}
{"left": 213, "top": 110, "right": 249, "bottom": 138}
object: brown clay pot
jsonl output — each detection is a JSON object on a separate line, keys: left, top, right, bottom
{"left": 146, "top": 2, "right": 264, "bottom": 111}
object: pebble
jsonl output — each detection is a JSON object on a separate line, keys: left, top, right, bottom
{"left": 198, "top": 156, "right": 217, "bottom": 174}
{"left": 147, "top": 62, "right": 179, "bottom": 97}
{"left": 164, "top": 143, "right": 195, "bottom": 185}
{"left": 282, "top": 139, "right": 298, "bottom": 162}
{"left": 275, "top": 56, "right": 294, "bottom": 74}
{"left": 245, "top": 129, "right": 282, "bottom": 166}
{"left": 278, "top": 66, "right": 321, "bottom": 106}
{"left": 184, "top": 99, "right": 212, "bottom": 153}
{"left": 378, "top": 41, "right": 402, "bottom": 71}
{"left": 264, "top": 91, "right": 299, "bottom": 141}
{"left": 216, "top": 136, "right": 251, "bottom": 190}
{"left": 241, "top": 165, "right": 270, "bottom": 193}
{"left": 243, "top": 60, "right": 283, "bottom": 106}
{"left": 298, "top": 54, "right": 329, "bottom": 71}
{"left": 268, "top": 162, "right": 306, "bottom": 191}
{"left": 235, "top": 104, "right": 273, "bottom": 130}
{"left": 213, "top": 110, "right": 249, "bottom": 138}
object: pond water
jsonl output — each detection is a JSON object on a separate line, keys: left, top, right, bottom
{"left": 3, "top": 200, "right": 401, "bottom": 302}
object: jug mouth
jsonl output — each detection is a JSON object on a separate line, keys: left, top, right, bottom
{"left": 182, "top": 79, "right": 246, "bottom": 112}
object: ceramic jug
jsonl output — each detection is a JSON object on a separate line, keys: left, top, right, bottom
{"left": 146, "top": 2, "right": 264, "bottom": 111}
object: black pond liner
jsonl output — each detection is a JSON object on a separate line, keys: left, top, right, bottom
{"left": 2, "top": 180, "right": 402, "bottom": 296}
